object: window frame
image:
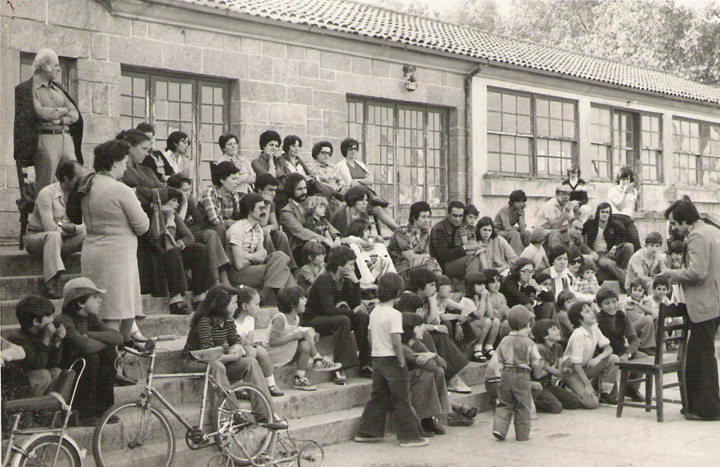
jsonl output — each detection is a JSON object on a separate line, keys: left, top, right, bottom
{"left": 672, "top": 117, "right": 720, "bottom": 187}
{"left": 486, "top": 87, "right": 578, "bottom": 178}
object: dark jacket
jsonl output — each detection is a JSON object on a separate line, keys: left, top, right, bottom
{"left": 583, "top": 216, "right": 629, "bottom": 251}
{"left": 303, "top": 272, "right": 361, "bottom": 322}
{"left": 55, "top": 313, "right": 122, "bottom": 355}
{"left": 141, "top": 150, "right": 175, "bottom": 182}
{"left": 429, "top": 218, "right": 466, "bottom": 265}
{"left": 14, "top": 78, "right": 84, "bottom": 167}
{"left": 6, "top": 328, "right": 62, "bottom": 372}
{"left": 596, "top": 310, "right": 639, "bottom": 356}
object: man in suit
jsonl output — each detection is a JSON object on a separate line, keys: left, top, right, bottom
{"left": 14, "top": 48, "right": 83, "bottom": 191}
{"left": 658, "top": 199, "right": 720, "bottom": 421}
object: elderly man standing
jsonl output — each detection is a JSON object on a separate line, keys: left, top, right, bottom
{"left": 658, "top": 199, "right": 720, "bottom": 421}
{"left": 429, "top": 201, "right": 480, "bottom": 278}
{"left": 536, "top": 185, "right": 574, "bottom": 231}
{"left": 14, "top": 48, "right": 83, "bottom": 191}
{"left": 494, "top": 189, "right": 531, "bottom": 254}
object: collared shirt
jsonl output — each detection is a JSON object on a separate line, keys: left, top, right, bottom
{"left": 200, "top": 185, "right": 242, "bottom": 227}
{"left": 227, "top": 219, "right": 264, "bottom": 255}
{"left": 279, "top": 155, "right": 308, "bottom": 177}
{"left": 32, "top": 75, "right": 78, "bottom": 126}
{"left": 388, "top": 223, "right": 431, "bottom": 264}
{"left": 626, "top": 249, "right": 667, "bottom": 290}
{"left": 308, "top": 159, "right": 345, "bottom": 191}
{"left": 27, "top": 182, "right": 86, "bottom": 235}
{"left": 563, "top": 324, "right": 610, "bottom": 366}
{"left": 536, "top": 198, "right": 569, "bottom": 230}
{"left": 494, "top": 205, "right": 524, "bottom": 232}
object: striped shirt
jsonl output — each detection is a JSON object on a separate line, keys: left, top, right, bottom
{"left": 183, "top": 316, "right": 240, "bottom": 359}
{"left": 228, "top": 219, "right": 264, "bottom": 254}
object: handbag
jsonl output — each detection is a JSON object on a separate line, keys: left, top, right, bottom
{"left": 363, "top": 185, "right": 389, "bottom": 208}
{"left": 145, "top": 189, "right": 167, "bottom": 252}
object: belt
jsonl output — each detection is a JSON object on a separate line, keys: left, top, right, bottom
{"left": 503, "top": 366, "right": 530, "bottom": 373}
{"left": 38, "top": 128, "right": 69, "bottom": 135}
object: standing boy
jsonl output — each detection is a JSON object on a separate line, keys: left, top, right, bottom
{"left": 492, "top": 305, "right": 543, "bottom": 442}
{"left": 355, "top": 273, "right": 428, "bottom": 448}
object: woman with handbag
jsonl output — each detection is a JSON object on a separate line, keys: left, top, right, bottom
{"left": 335, "top": 138, "right": 399, "bottom": 232}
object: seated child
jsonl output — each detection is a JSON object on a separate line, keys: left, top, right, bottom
{"left": 531, "top": 319, "right": 583, "bottom": 413}
{"left": 435, "top": 275, "right": 476, "bottom": 350}
{"left": 492, "top": 305, "right": 544, "bottom": 442}
{"left": 267, "top": 285, "right": 340, "bottom": 391}
{"left": 576, "top": 262, "right": 600, "bottom": 296}
{"left": 303, "top": 195, "right": 341, "bottom": 246}
{"left": 519, "top": 228, "right": 549, "bottom": 272}
{"left": 346, "top": 219, "right": 396, "bottom": 289}
{"left": 56, "top": 277, "right": 123, "bottom": 425}
{"left": 460, "top": 204, "right": 479, "bottom": 245}
{"left": 555, "top": 290, "right": 576, "bottom": 344}
{"left": 458, "top": 272, "right": 500, "bottom": 362}
{"left": 623, "top": 279, "right": 656, "bottom": 353}
{"left": 354, "top": 273, "right": 428, "bottom": 447}
{"left": 233, "top": 286, "right": 284, "bottom": 397}
{"left": 561, "top": 301, "right": 619, "bottom": 409}
{"left": 533, "top": 272, "right": 557, "bottom": 322}
{"left": 649, "top": 276, "right": 671, "bottom": 320}
{"left": 297, "top": 241, "right": 326, "bottom": 290}
{"left": 7, "top": 296, "right": 65, "bottom": 397}
{"left": 666, "top": 240, "right": 686, "bottom": 304}
{"left": 484, "top": 269, "right": 510, "bottom": 322}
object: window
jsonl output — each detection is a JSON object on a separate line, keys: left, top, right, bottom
{"left": 487, "top": 89, "right": 577, "bottom": 176}
{"left": 591, "top": 106, "right": 662, "bottom": 182}
{"left": 20, "top": 54, "right": 74, "bottom": 96}
{"left": 347, "top": 99, "right": 449, "bottom": 220}
{"left": 673, "top": 118, "right": 720, "bottom": 186}
{"left": 120, "top": 69, "right": 229, "bottom": 189}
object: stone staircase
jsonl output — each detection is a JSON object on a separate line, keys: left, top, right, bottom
{"left": 0, "top": 246, "right": 492, "bottom": 465}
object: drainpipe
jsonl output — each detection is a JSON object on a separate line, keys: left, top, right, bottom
{"left": 465, "top": 64, "right": 483, "bottom": 205}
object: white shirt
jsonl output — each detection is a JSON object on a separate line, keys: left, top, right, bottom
{"left": 607, "top": 185, "right": 637, "bottom": 217}
{"left": 563, "top": 324, "right": 610, "bottom": 366}
{"left": 234, "top": 315, "right": 255, "bottom": 340}
{"left": 368, "top": 303, "right": 403, "bottom": 357}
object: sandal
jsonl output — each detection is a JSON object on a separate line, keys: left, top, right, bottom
{"left": 472, "top": 350, "right": 487, "bottom": 362}
{"left": 453, "top": 403, "right": 478, "bottom": 419}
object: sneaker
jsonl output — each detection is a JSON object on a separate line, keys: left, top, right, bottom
{"left": 293, "top": 376, "right": 317, "bottom": 391}
{"left": 312, "top": 357, "right": 342, "bottom": 372}
{"left": 447, "top": 375, "right": 471, "bottom": 394}
{"left": 421, "top": 417, "right": 446, "bottom": 435}
{"left": 332, "top": 370, "right": 347, "bottom": 385}
{"left": 268, "top": 385, "right": 285, "bottom": 397}
{"left": 599, "top": 392, "right": 618, "bottom": 405}
{"left": 354, "top": 434, "right": 383, "bottom": 443}
{"left": 398, "top": 437, "right": 429, "bottom": 448}
{"left": 625, "top": 387, "right": 644, "bottom": 403}
{"left": 492, "top": 431, "right": 506, "bottom": 441}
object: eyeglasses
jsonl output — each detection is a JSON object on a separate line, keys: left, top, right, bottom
{"left": 319, "top": 150, "right": 332, "bottom": 155}
{"left": 519, "top": 268, "right": 534, "bottom": 274}
{"left": 348, "top": 146, "right": 359, "bottom": 151}
{"left": 570, "top": 258, "right": 583, "bottom": 264}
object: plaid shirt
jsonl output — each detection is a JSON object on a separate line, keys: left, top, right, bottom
{"left": 228, "top": 219, "right": 264, "bottom": 255}
{"left": 200, "top": 185, "right": 242, "bottom": 228}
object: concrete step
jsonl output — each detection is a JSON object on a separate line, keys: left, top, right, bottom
{"left": 0, "top": 252, "right": 81, "bottom": 277}
{"left": 0, "top": 274, "right": 80, "bottom": 301}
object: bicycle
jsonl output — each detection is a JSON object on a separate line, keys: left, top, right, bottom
{"left": 1, "top": 359, "right": 86, "bottom": 467}
{"left": 206, "top": 429, "right": 324, "bottom": 467}
{"left": 92, "top": 341, "right": 285, "bottom": 467}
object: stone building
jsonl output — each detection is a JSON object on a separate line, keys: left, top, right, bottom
{"left": 1, "top": 0, "right": 719, "bottom": 242}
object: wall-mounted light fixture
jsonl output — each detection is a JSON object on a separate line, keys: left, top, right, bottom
{"left": 403, "top": 65, "right": 417, "bottom": 92}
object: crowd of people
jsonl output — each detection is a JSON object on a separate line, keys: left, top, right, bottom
{"left": 4, "top": 48, "right": 719, "bottom": 446}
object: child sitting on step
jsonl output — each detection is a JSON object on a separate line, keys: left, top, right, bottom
{"left": 458, "top": 272, "right": 500, "bottom": 362}
{"left": 267, "top": 285, "right": 340, "bottom": 392}
{"left": 297, "top": 241, "right": 327, "bottom": 291}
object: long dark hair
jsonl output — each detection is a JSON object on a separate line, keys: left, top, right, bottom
{"left": 190, "top": 284, "right": 238, "bottom": 328}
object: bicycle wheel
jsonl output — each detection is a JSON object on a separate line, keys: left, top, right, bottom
{"left": 215, "top": 382, "right": 276, "bottom": 465}
{"left": 93, "top": 402, "right": 175, "bottom": 467}
{"left": 12, "top": 435, "right": 81, "bottom": 467}
{"left": 297, "top": 441, "right": 324, "bottom": 467}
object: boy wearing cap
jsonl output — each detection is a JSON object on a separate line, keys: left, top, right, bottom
{"left": 519, "top": 228, "right": 549, "bottom": 271}
{"left": 535, "top": 185, "right": 575, "bottom": 231}
{"left": 625, "top": 232, "right": 666, "bottom": 292}
{"left": 492, "top": 305, "right": 543, "bottom": 441}
{"left": 56, "top": 277, "right": 123, "bottom": 425}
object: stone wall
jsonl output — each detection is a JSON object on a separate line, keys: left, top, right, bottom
{"left": 0, "top": 0, "right": 470, "bottom": 242}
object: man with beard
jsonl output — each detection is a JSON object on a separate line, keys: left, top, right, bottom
{"left": 279, "top": 173, "right": 336, "bottom": 265}
{"left": 657, "top": 199, "right": 720, "bottom": 421}
{"left": 227, "top": 193, "right": 295, "bottom": 304}
{"left": 583, "top": 202, "right": 634, "bottom": 286}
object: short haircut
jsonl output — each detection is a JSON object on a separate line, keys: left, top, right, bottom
{"left": 464, "top": 271, "right": 487, "bottom": 297}
{"left": 277, "top": 285, "right": 306, "bottom": 314}
{"left": 282, "top": 135, "right": 303, "bottom": 153}
{"left": 556, "top": 290, "right": 576, "bottom": 310}
{"left": 311, "top": 141, "right": 333, "bottom": 159}
{"left": 475, "top": 216, "right": 496, "bottom": 239}
{"left": 645, "top": 231, "right": 664, "bottom": 246}
{"left": 136, "top": 122, "right": 155, "bottom": 134}
{"left": 664, "top": 199, "right": 700, "bottom": 225}
{"left": 284, "top": 172, "right": 306, "bottom": 195}
{"left": 395, "top": 292, "right": 424, "bottom": 314}
{"left": 55, "top": 160, "right": 82, "bottom": 183}
{"left": 509, "top": 190, "right": 527, "bottom": 204}
{"left": 628, "top": 278, "right": 647, "bottom": 293}
{"left": 340, "top": 138, "right": 360, "bottom": 157}
{"left": 344, "top": 185, "right": 368, "bottom": 207}
{"left": 578, "top": 262, "right": 596, "bottom": 276}
{"left": 534, "top": 271, "right": 551, "bottom": 284}
{"left": 166, "top": 131, "right": 188, "bottom": 152}
{"left": 16, "top": 295, "right": 55, "bottom": 330}
{"left": 532, "top": 319, "right": 559, "bottom": 343}
{"left": 116, "top": 129, "right": 150, "bottom": 147}
{"left": 567, "top": 163, "right": 581, "bottom": 178}
{"left": 167, "top": 174, "right": 192, "bottom": 189}
{"left": 238, "top": 193, "right": 265, "bottom": 219}
{"left": 255, "top": 173, "right": 279, "bottom": 192}
{"left": 347, "top": 219, "right": 372, "bottom": 238}
{"left": 616, "top": 165, "right": 635, "bottom": 183}
{"left": 301, "top": 240, "right": 326, "bottom": 262}
{"left": 377, "top": 273, "right": 405, "bottom": 302}
{"left": 32, "top": 49, "right": 58, "bottom": 74}
{"left": 325, "top": 246, "right": 356, "bottom": 273}
{"left": 218, "top": 133, "right": 238, "bottom": 152}
{"left": 406, "top": 268, "right": 437, "bottom": 293}
{"left": 568, "top": 301, "right": 591, "bottom": 328}
{"left": 482, "top": 268, "right": 501, "bottom": 285}
{"left": 436, "top": 275, "right": 452, "bottom": 288}
{"left": 304, "top": 195, "right": 329, "bottom": 212}
{"left": 259, "top": 130, "right": 282, "bottom": 150}
{"left": 595, "top": 287, "right": 619, "bottom": 306}
{"left": 93, "top": 139, "right": 130, "bottom": 172}
{"left": 167, "top": 187, "right": 183, "bottom": 204}
{"left": 652, "top": 276, "right": 671, "bottom": 290}
{"left": 447, "top": 200, "right": 465, "bottom": 213}
{"left": 548, "top": 246, "right": 569, "bottom": 265}
{"left": 463, "top": 204, "right": 479, "bottom": 217}
{"left": 409, "top": 201, "right": 431, "bottom": 224}
{"left": 210, "top": 161, "right": 240, "bottom": 187}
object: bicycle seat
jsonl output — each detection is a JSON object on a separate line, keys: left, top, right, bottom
{"left": 190, "top": 347, "right": 225, "bottom": 362}
{"left": 3, "top": 392, "right": 67, "bottom": 412}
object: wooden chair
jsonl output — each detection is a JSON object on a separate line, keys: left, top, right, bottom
{"left": 616, "top": 303, "right": 689, "bottom": 422}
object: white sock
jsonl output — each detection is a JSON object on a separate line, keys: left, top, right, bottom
{"left": 296, "top": 370, "right": 306, "bottom": 378}
{"left": 266, "top": 375, "right": 276, "bottom": 387}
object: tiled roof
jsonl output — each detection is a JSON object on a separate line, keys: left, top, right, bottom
{"left": 175, "top": 0, "right": 720, "bottom": 105}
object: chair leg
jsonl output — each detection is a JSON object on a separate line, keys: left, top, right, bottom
{"left": 617, "top": 370, "right": 629, "bottom": 418}
{"left": 655, "top": 371, "right": 664, "bottom": 423}
{"left": 645, "top": 373, "right": 653, "bottom": 413}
